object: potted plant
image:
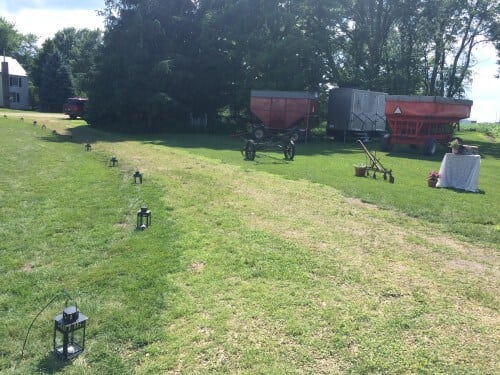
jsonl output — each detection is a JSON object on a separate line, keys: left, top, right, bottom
{"left": 354, "top": 164, "right": 367, "bottom": 177}
{"left": 449, "top": 139, "right": 462, "bottom": 154}
{"left": 427, "top": 171, "right": 440, "bottom": 187}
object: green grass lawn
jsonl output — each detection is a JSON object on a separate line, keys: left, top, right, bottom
{"left": 77, "top": 122, "right": 499, "bottom": 247}
{"left": 0, "top": 112, "right": 498, "bottom": 374}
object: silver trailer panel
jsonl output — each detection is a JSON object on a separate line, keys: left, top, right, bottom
{"left": 327, "top": 88, "right": 387, "bottom": 134}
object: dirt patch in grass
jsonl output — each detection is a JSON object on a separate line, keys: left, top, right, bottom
{"left": 21, "top": 263, "right": 35, "bottom": 272}
{"left": 188, "top": 262, "right": 205, "bottom": 273}
{"left": 446, "top": 259, "right": 486, "bottom": 273}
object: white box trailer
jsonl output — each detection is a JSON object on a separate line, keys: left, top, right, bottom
{"left": 327, "top": 88, "right": 387, "bottom": 138}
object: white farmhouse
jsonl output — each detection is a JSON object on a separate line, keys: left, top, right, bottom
{"left": 1, "top": 56, "right": 29, "bottom": 110}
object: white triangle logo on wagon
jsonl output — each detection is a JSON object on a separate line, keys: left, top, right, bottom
{"left": 394, "top": 106, "right": 402, "bottom": 114}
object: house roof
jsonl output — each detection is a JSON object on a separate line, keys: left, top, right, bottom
{"left": 0, "top": 56, "right": 27, "bottom": 77}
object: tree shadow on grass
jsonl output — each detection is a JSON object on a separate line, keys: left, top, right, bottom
{"left": 36, "top": 122, "right": 499, "bottom": 161}
{"left": 245, "top": 153, "right": 294, "bottom": 165}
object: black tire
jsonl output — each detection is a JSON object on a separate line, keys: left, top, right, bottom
{"left": 252, "top": 126, "right": 265, "bottom": 140}
{"left": 423, "top": 138, "right": 437, "bottom": 155}
{"left": 284, "top": 142, "right": 295, "bottom": 160}
{"left": 244, "top": 140, "right": 256, "bottom": 161}
{"left": 380, "top": 133, "right": 393, "bottom": 151}
{"left": 69, "top": 114, "right": 77, "bottom": 120}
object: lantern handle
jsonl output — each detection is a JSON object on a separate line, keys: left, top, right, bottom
{"left": 21, "top": 290, "right": 78, "bottom": 358}
{"left": 62, "top": 290, "right": 78, "bottom": 311}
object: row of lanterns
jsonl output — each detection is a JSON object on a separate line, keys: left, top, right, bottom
{"left": 84, "top": 145, "right": 151, "bottom": 230}
{"left": 9, "top": 117, "right": 158, "bottom": 361}
{"left": 33, "top": 140, "right": 152, "bottom": 361}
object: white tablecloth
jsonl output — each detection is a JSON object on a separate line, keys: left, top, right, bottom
{"left": 436, "top": 153, "right": 480, "bottom": 192}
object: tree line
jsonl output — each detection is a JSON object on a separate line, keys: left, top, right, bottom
{"left": 1, "top": 0, "right": 499, "bottom": 132}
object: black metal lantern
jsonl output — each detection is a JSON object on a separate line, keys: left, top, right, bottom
{"left": 110, "top": 156, "right": 118, "bottom": 167}
{"left": 137, "top": 206, "right": 151, "bottom": 229}
{"left": 53, "top": 305, "right": 88, "bottom": 360}
{"left": 85, "top": 143, "right": 92, "bottom": 152}
{"left": 133, "top": 171, "right": 143, "bottom": 184}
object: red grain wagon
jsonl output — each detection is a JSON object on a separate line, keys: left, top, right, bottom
{"left": 250, "top": 90, "right": 318, "bottom": 142}
{"left": 383, "top": 95, "right": 473, "bottom": 155}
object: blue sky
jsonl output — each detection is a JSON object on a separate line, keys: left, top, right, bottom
{"left": 2, "top": 0, "right": 498, "bottom": 122}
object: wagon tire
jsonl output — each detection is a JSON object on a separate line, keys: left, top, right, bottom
{"left": 244, "top": 140, "right": 256, "bottom": 161}
{"left": 284, "top": 142, "right": 295, "bottom": 161}
{"left": 252, "top": 126, "right": 265, "bottom": 140}
{"left": 423, "top": 138, "right": 437, "bottom": 155}
{"left": 380, "top": 133, "right": 393, "bottom": 151}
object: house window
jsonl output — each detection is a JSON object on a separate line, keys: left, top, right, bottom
{"left": 9, "top": 76, "right": 21, "bottom": 87}
{"left": 10, "top": 93, "right": 20, "bottom": 103}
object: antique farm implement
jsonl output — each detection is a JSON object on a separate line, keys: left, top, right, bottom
{"left": 358, "top": 139, "right": 394, "bottom": 183}
{"left": 242, "top": 90, "right": 317, "bottom": 161}
{"left": 242, "top": 130, "right": 296, "bottom": 161}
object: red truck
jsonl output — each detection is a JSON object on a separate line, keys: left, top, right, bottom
{"left": 63, "top": 97, "right": 88, "bottom": 119}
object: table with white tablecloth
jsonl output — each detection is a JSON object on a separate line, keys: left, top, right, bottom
{"left": 436, "top": 153, "right": 480, "bottom": 192}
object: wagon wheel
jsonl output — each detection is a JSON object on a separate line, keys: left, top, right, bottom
{"left": 290, "top": 130, "right": 300, "bottom": 143}
{"left": 283, "top": 142, "right": 295, "bottom": 161}
{"left": 252, "top": 126, "right": 265, "bottom": 140}
{"left": 380, "top": 133, "right": 393, "bottom": 151}
{"left": 244, "top": 140, "right": 256, "bottom": 161}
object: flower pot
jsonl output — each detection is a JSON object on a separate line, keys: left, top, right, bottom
{"left": 427, "top": 179, "right": 437, "bottom": 187}
{"left": 354, "top": 166, "right": 366, "bottom": 177}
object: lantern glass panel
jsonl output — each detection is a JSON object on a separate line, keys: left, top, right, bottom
{"left": 53, "top": 307, "right": 87, "bottom": 360}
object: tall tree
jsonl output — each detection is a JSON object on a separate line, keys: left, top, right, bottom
{"left": 88, "top": 0, "right": 198, "bottom": 131}
{"left": 31, "top": 28, "right": 102, "bottom": 98}
{"left": 0, "top": 17, "right": 38, "bottom": 69}
{"left": 39, "top": 50, "right": 74, "bottom": 112}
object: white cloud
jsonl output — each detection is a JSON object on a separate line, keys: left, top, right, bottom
{"left": 3, "top": 8, "right": 104, "bottom": 45}
{"left": 467, "top": 43, "right": 499, "bottom": 123}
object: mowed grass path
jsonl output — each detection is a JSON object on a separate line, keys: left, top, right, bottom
{"left": 1, "top": 114, "right": 498, "bottom": 374}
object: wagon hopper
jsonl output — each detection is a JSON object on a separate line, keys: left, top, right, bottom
{"left": 383, "top": 95, "right": 473, "bottom": 155}
{"left": 250, "top": 90, "right": 318, "bottom": 142}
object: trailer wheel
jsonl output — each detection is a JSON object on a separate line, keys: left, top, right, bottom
{"left": 290, "top": 130, "right": 300, "bottom": 142}
{"left": 284, "top": 142, "right": 295, "bottom": 160}
{"left": 380, "top": 133, "right": 393, "bottom": 151}
{"left": 244, "top": 140, "right": 256, "bottom": 161}
{"left": 252, "top": 126, "right": 265, "bottom": 140}
{"left": 423, "top": 138, "right": 437, "bottom": 155}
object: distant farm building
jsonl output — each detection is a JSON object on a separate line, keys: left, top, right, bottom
{"left": 1, "top": 56, "right": 29, "bottom": 110}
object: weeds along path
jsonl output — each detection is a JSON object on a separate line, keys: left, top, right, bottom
{"left": 102, "top": 138, "right": 498, "bottom": 372}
